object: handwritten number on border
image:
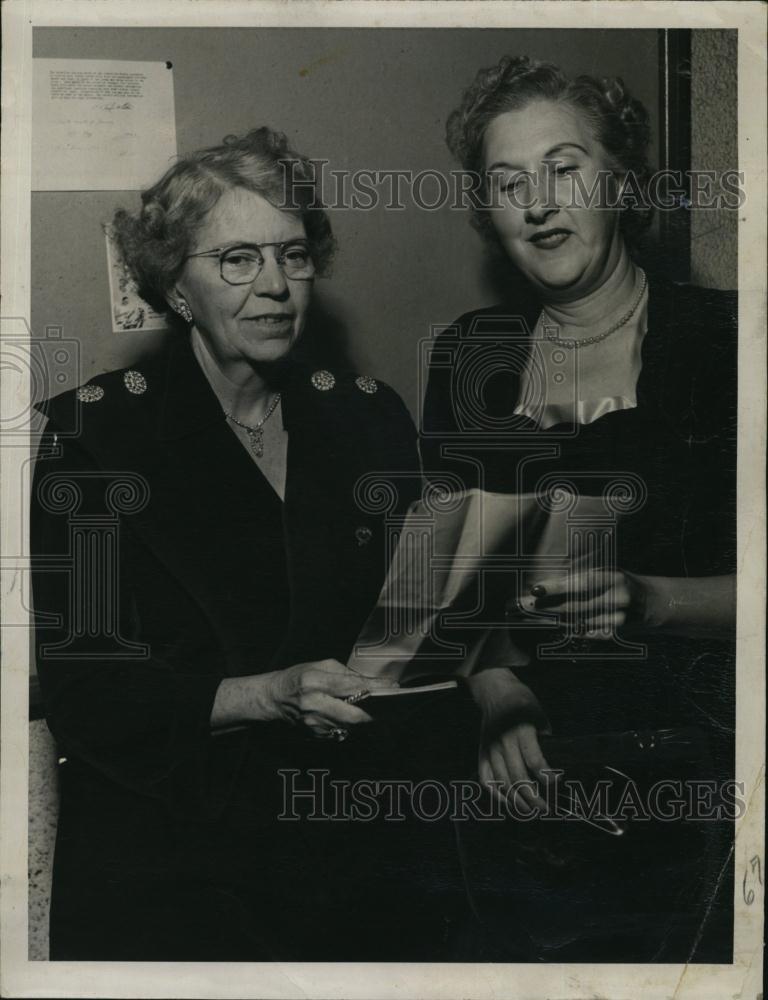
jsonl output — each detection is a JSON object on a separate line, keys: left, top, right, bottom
{"left": 742, "top": 854, "right": 762, "bottom": 905}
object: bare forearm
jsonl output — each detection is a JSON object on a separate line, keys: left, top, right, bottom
{"left": 466, "top": 667, "right": 524, "bottom": 707}
{"left": 466, "top": 667, "right": 549, "bottom": 731}
{"left": 640, "top": 574, "right": 736, "bottom": 636}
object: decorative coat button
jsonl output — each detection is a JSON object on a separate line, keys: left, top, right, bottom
{"left": 355, "top": 375, "right": 378, "bottom": 395}
{"left": 123, "top": 370, "right": 147, "bottom": 395}
{"left": 76, "top": 384, "right": 104, "bottom": 403}
{"left": 311, "top": 370, "right": 336, "bottom": 391}
{"left": 355, "top": 526, "right": 373, "bottom": 546}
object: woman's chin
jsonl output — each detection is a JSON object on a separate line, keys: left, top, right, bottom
{"left": 242, "top": 337, "right": 296, "bottom": 365}
{"left": 526, "top": 260, "right": 592, "bottom": 296}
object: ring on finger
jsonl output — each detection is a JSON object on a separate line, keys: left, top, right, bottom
{"left": 343, "top": 690, "right": 368, "bottom": 705}
{"left": 320, "top": 727, "right": 350, "bottom": 743}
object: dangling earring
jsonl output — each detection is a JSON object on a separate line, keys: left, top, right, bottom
{"left": 173, "top": 300, "right": 193, "bottom": 324}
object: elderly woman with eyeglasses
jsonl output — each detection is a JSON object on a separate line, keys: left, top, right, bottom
{"left": 31, "top": 127, "right": 467, "bottom": 961}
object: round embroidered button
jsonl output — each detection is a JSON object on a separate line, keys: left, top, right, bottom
{"left": 552, "top": 372, "right": 565, "bottom": 385}
{"left": 76, "top": 384, "right": 104, "bottom": 403}
{"left": 355, "top": 375, "right": 378, "bottom": 395}
{"left": 355, "top": 526, "right": 373, "bottom": 546}
{"left": 311, "top": 370, "right": 336, "bottom": 391}
{"left": 123, "top": 370, "right": 147, "bottom": 395}
{"left": 551, "top": 350, "right": 567, "bottom": 365}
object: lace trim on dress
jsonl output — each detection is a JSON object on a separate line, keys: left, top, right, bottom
{"left": 512, "top": 284, "right": 649, "bottom": 430}
{"left": 513, "top": 393, "right": 638, "bottom": 430}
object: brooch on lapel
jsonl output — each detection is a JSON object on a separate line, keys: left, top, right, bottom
{"left": 76, "top": 384, "right": 104, "bottom": 403}
{"left": 311, "top": 370, "right": 336, "bottom": 391}
{"left": 123, "top": 370, "right": 147, "bottom": 395}
{"left": 355, "top": 375, "right": 378, "bottom": 395}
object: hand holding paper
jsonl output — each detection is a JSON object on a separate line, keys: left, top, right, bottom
{"left": 348, "top": 487, "right": 629, "bottom": 680}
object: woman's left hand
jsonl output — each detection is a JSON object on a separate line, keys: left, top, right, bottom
{"left": 466, "top": 667, "right": 552, "bottom": 816}
{"left": 524, "top": 567, "right": 648, "bottom": 635}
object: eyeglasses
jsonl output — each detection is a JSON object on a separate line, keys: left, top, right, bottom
{"left": 185, "top": 241, "right": 315, "bottom": 285}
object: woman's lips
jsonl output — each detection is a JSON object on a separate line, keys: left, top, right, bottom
{"left": 528, "top": 229, "right": 571, "bottom": 250}
{"left": 242, "top": 314, "right": 294, "bottom": 334}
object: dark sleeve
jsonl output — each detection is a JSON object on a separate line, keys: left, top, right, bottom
{"left": 31, "top": 419, "right": 223, "bottom": 799}
{"left": 375, "top": 381, "right": 422, "bottom": 511}
{"left": 685, "top": 290, "right": 738, "bottom": 576}
{"left": 420, "top": 326, "right": 482, "bottom": 491}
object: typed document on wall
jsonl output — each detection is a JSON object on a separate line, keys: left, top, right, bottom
{"left": 32, "top": 58, "right": 177, "bottom": 191}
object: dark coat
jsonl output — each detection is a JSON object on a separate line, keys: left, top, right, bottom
{"left": 32, "top": 335, "right": 451, "bottom": 961}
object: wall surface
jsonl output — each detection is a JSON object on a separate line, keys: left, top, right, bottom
{"left": 33, "top": 27, "right": 660, "bottom": 417}
{"left": 690, "top": 30, "right": 738, "bottom": 290}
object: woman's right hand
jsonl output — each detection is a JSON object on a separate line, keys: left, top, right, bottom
{"left": 211, "top": 660, "right": 398, "bottom": 736}
{"left": 265, "top": 659, "right": 398, "bottom": 737}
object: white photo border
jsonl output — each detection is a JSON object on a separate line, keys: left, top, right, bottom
{"left": 1, "top": 2, "right": 765, "bottom": 998}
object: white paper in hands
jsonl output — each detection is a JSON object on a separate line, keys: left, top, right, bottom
{"left": 347, "top": 488, "right": 621, "bottom": 681}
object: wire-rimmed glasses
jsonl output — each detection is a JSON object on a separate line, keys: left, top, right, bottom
{"left": 185, "top": 240, "right": 315, "bottom": 284}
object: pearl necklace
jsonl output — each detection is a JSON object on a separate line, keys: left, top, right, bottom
{"left": 225, "top": 393, "right": 281, "bottom": 458}
{"left": 543, "top": 270, "right": 648, "bottom": 350}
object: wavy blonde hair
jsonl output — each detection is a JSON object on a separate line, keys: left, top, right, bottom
{"left": 446, "top": 55, "right": 653, "bottom": 247}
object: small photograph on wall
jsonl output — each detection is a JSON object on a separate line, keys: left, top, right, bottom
{"left": 105, "top": 228, "right": 167, "bottom": 333}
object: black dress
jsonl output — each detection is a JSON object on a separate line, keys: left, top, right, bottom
{"left": 421, "top": 278, "right": 737, "bottom": 962}
{"left": 32, "top": 335, "right": 471, "bottom": 961}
